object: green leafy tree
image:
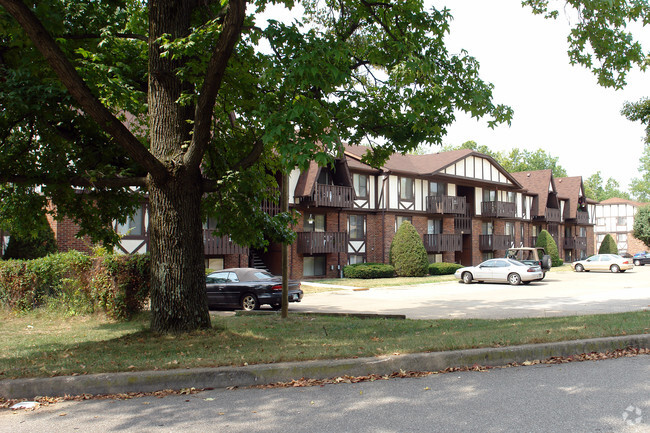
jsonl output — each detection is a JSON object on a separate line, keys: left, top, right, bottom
{"left": 622, "top": 98, "right": 650, "bottom": 201}
{"left": 584, "top": 171, "right": 630, "bottom": 201}
{"left": 498, "top": 148, "right": 568, "bottom": 177}
{"left": 389, "top": 221, "right": 428, "bottom": 277}
{"left": 535, "top": 229, "right": 562, "bottom": 267}
{"left": 632, "top": 205, "right": 650, "bottom": 248}
{"left": 0, "top": 1, "right": 513, "bottom": 333}
{"left": 3, "top": 215, "right": 57, "bottom": 260}
{"left": 598, "top": 234, "right": 619, "bottom": 254}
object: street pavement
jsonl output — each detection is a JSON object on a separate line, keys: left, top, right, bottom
{"left": 3, "top": 355, "right": 648, "bottom": 432}
{"left": 294, "top": 265, "right": 650, "bottom": 319}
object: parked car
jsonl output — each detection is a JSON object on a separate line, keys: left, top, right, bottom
{"left": 454, "top": 258, "right": 544, "bottom": 285}
{"left": 633, "top": 251, "right": 648, "bottom": 258}
{"left": 571, "top": 254, "right": 633, "bottom": 273}
{"left": 505, "top": 247, "right": 551, "bottom": 278}
{"left": 206, "top": 268, "right": 303, "bottom": 310}
{"left": 632, "top": 252, "right": 650, "bottom": 266}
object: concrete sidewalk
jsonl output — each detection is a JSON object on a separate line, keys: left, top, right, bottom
{"left": 2, "top": 334, "right": 648, "bottom": 400}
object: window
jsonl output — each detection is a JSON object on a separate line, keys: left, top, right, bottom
{"left": 531, "top": 225, "right": 539, "bottom": 236}
{"left": 482, "top": 189, "right": 496, "bottom": 202}
{"left": 596, "top": 217, "right": 605, "bottom": 226}
{"left": 597, "top": 234, "right": 606, "bottom": 243}
{"left": 482, "top": 221, "right": 493, "bottom": 235}
{"left": 617, "top": 233, "right": 627, "bottom": 242}
{"left": 520, "top": 224, "right": 525, "bottom": 243}
{"left": 428, "top": 253, "right": 442, "bottom": 263}
{"left": 565, "top": 226, "right": 572, "bottom": 237}
{"left": 304, "top": 213, "right": 325, "bottom": 232}
{"left": 482, "top": 252, "right": 494, "bottom": 261}
{"left": 303, "top": 255, "right": 326, "bottom": 277}
{"left": 317, "top": 169, "right": 332, "bottom": 185}
{"left": 617, "top": 217, "right": 626, "bottom": 226}
{"left": 429, "top": 181, "right": 445, "bottom": 196}
{"left": 506, "top": 191, "right": 516, "bottom": 203}
{"left": 505, "top": 222, "right": 515, "bottom": 236}
{"left": 400, "top": 177, "right": 414, "bottom": 201}
{"left": 116, "top": 207, "right": 144, "bottom": 237}
{"left": 579, "top": 227, "right": 587, "bottom": 237}
{"left": 348, "top": 215, "right": 365, "bottom": 240}
{"left": 396, "top": 216, "right": 412, "bottom": 231}
{"left": 348, "top": 255, "right": 365, "bottom": 265}
{"left": 353, "top": 173, "right": 368, "bottom": 198}
{"left": 427, "top": 219, "right": 442, "bottom": 235}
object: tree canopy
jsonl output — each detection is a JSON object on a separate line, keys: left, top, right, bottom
{"left": 584, "top": 171, "right": 631, "bottom": 201}
{"left": 632, "top": 205, "right": 650, "bottom": 248}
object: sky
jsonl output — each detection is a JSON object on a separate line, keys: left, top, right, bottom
{"left": 429, "top": 1, "right": 648, "bottom": 190}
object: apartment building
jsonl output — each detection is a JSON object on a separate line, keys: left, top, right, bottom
{"left": 594, "top": 197, "right": 649, "bottom": 255}
{"left": 48, "top": 146, "right": 597, "bottom": 279}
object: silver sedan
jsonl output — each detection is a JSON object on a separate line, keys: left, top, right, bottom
{"left": 454, "top": 258, "right": 544, "bottom": 285}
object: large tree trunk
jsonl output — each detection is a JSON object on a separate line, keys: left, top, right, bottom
{"left": 148, "top": 172, "right": 211, "bottom": 333}
{"left": 147, "top": 0, "right": 210, "bottom": 333}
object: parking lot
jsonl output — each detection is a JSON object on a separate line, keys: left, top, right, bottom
{"left": 292, "top": 265, "right": 650, "bottom": 319}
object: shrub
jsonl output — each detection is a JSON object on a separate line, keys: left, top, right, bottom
{"left": 598, "top": 234, "right": 619, "bottom": 254}
{"left": 343, "top": 263, "right": 395, "bottom": 279}
{"left": 389, "top": 221, "right": 429, "bottom": 277}
{"left": 535, "top": 229, "right": 562, "bottom": 267}
{"left": 428, "top": 262, "right": 463, "bottom": 275}
{"left": 3, "top": 215, "right": 58, "bottom": 260}
{"left": 0, "top": 251, "right": 150, "bottom": 320}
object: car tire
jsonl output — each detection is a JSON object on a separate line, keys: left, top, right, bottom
{"left": 508, "top": 273, "right": 521, "bottom": 285}
{"left": 462, "top": 272, "right": 473, "bottom": 284}
{"left": 634, "top": 259, "right": 641, "bottom": 266}
{"left": 522, "top": 281, "right": 531, "bottom": 285}
{"left": 541, "top": 254, "right": 552, "bottom": 270}
{"left": 575, "top": 264, "right": 584, "bottom": 272}
{"left": 271, "top": 303, "right": 282, "bottom": 311}
{"left": 240, "top": 293, "right": 259, "bottom": 311}
{"left": 610, "top": 264, "right": 620, "bottom": 273}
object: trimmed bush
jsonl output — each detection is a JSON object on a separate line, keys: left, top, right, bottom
{"left": 0, "top": 251, "right": 150, "bottom": 320}
{"left": 428, "top": 262, "right": 463, "bottom": 275}
{"left": 535, "top": 229, "right": 562, "bottom": 267}
{"left": 389, "top": 221, "right": 429, "bottom": 277}
{"left": 598, "top": 234, "right": 619, "bottom": 254}
{"left": 343, "top": 263, "right": 395, "bottom": 279}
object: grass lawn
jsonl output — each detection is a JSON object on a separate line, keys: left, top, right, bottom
{"left": 1, "top": 308, "right": 647, "bottom": 380}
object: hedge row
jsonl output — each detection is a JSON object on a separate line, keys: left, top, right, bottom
{"left": 0, "top": 251, "right": 150, "bottom": 320}
{"left": 428, "top": 262, "right": 463, "bottom": 275}
{"left": 343, "top": 263, "right": 395, "bottom": 279}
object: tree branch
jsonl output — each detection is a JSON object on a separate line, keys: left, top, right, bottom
{"left": 57, "top": 33, "right": 148, "bottom": 42}
{"left": 200, "top": 138, "right": 264, "bottom": 192}
{"left": 0, "top": 0, "right": 169, "bottom": 183}
{"left": 0, "top": 174, "right": 148, "bottom": 188}
{"left": 184, "top": 0, "right": 246, "bottom": 168}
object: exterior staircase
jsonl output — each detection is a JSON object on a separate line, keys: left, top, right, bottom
{"left": 249, "top": 250, "right": 269, "bottom": 272}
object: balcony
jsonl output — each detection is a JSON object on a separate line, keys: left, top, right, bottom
{"left": 423, "top": 234, "right": 462, "bottom": 253}
{"left": 576, "top": 210, "right": 589, "bottom": 225}
{"left": 545, "top": 207, "right": 561, "bottom": 222}
{"left": 302, "top": 184, "right": 354, "bottom": 208}
{"left": 479, "top": 234, "right": 514, "bottom": 251}
{"left": 296, "top": 231, "right": 348, "bottom": 254}
{"left": 563, "top": 236, "right": 576, "bottom": 250}
{"left": 426, "top": 195, "right": 467, "bottom": 214}
{"left": 203, "top": 231, "right": 249, "bottom": 255}
{"left": 481, "top": 201, "right": 516, "bottom": 218}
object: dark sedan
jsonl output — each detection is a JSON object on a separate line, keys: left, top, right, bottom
{"left": 206, "top": 268, "right": 303, "bottom": 311}
{"left": 632, "top": 253, "right": 650, "bottom": 266}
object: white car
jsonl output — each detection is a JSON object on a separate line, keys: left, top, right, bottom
{"left": 454, "top": 258, "right": 544, "bottom": 285}
{"left": 571, "top": 254, "right": 634, "bottom": 273}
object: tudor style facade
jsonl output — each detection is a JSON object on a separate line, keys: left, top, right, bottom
{"left": 45, "top": 146, "right": 597, "bottom": 279}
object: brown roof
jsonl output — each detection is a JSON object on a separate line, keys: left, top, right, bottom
{"left": 555, "top": 176, "right": 584, "bottom": 219}
{"left": 293, "top": 160, "right": 320, "bottom": 197}
{"left": 599, "top": 197, "right": 648, "bottom": 207}
{"left": 511, "top": 169, "right": 554, "bottom": 210}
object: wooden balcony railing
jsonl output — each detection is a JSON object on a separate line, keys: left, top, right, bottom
{"left": 576, "top": 211, "right": 589, "bottom": 225}
{"left": 426, "top": 195, "right": 466, "bottom": 214}
{"left": 545, "top": 207, "right": 561, "bottom": 222}
{"left": 296, "top": 231, "right": 348, "bottom": 254}
{"left": 303, "top": 184, "right": 354, "bottom": 208}
{"left": 203, "top": 231, "right": 249, "bottom": 255}
{"left": 261, "top": 199, "right": 280, "bottom": 217}
{"left": 563, "top": 237, "right": 576, "bottom": 250}
{"left": 479, "top": 234, "right": 514, "bottom": 251}
{"left": 576, "top": 236, "right": 587, "bottom": 250}
{"left": 481, "top": 201, "right": 516, "bottom": 218}
{"left": 423, "top": 234, "right": 462, "bottom": 253}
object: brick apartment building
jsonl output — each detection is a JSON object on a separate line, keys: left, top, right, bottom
{"left": 594, "top": 197, "right": 649, "bottom": 255}
{"left": 46, "top": 145, "right": 597, "bottom": 279}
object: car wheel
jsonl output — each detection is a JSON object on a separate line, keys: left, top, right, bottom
{"left": 240, "top": 293, "right": 259, "bottom": 311}
{"left": 462, "top": 272, "right": 473, "bottom": 284}
{"left": 541, "top": 254, "right": 552, "bottom": 270}
{"left": 508, "top": 273, "right": 521, "bottom": 285}
{"left": 610, "top": 264, "right": 620, "bottom": 273}
{"left": 634, "top": 259, "right": 641, "bottom": 266}
{"left": 271, "top": 303, "right": 282, "bottom": 311}
{"left": 575, "top": 264, "right": 584, "bottom": 272}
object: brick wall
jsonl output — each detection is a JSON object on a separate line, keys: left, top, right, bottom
{"left": 627, "top": 232, "right": 649, "bottom": 255}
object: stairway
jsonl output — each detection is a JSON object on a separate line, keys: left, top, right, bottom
{"left": 249, "top": 250, "right": 269, "bottom": 272}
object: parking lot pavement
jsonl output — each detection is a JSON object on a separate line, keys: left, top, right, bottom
{"left": 291, "top": 265, "right": 650, "bottom": 320}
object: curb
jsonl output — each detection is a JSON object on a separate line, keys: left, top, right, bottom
{"left": 1, "top": 334, "right": 648, "bottom": 400}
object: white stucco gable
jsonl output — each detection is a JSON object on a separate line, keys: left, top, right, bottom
{"left": 441, "top": 155, "right": 515, "bottom": 187}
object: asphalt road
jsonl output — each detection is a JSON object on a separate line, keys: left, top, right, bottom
{"left": 3, "top": 356, "right": 648, "bottom": 432}
{"left": 293, "top": 265, "right": 650, "bottom": 319}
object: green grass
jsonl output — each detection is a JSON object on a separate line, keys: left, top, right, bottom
{"left": 312, "top": 274, "right": 456, "bottom": 288}
{"left": 1, "top": 308, "right": 647, "bottom": 380}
